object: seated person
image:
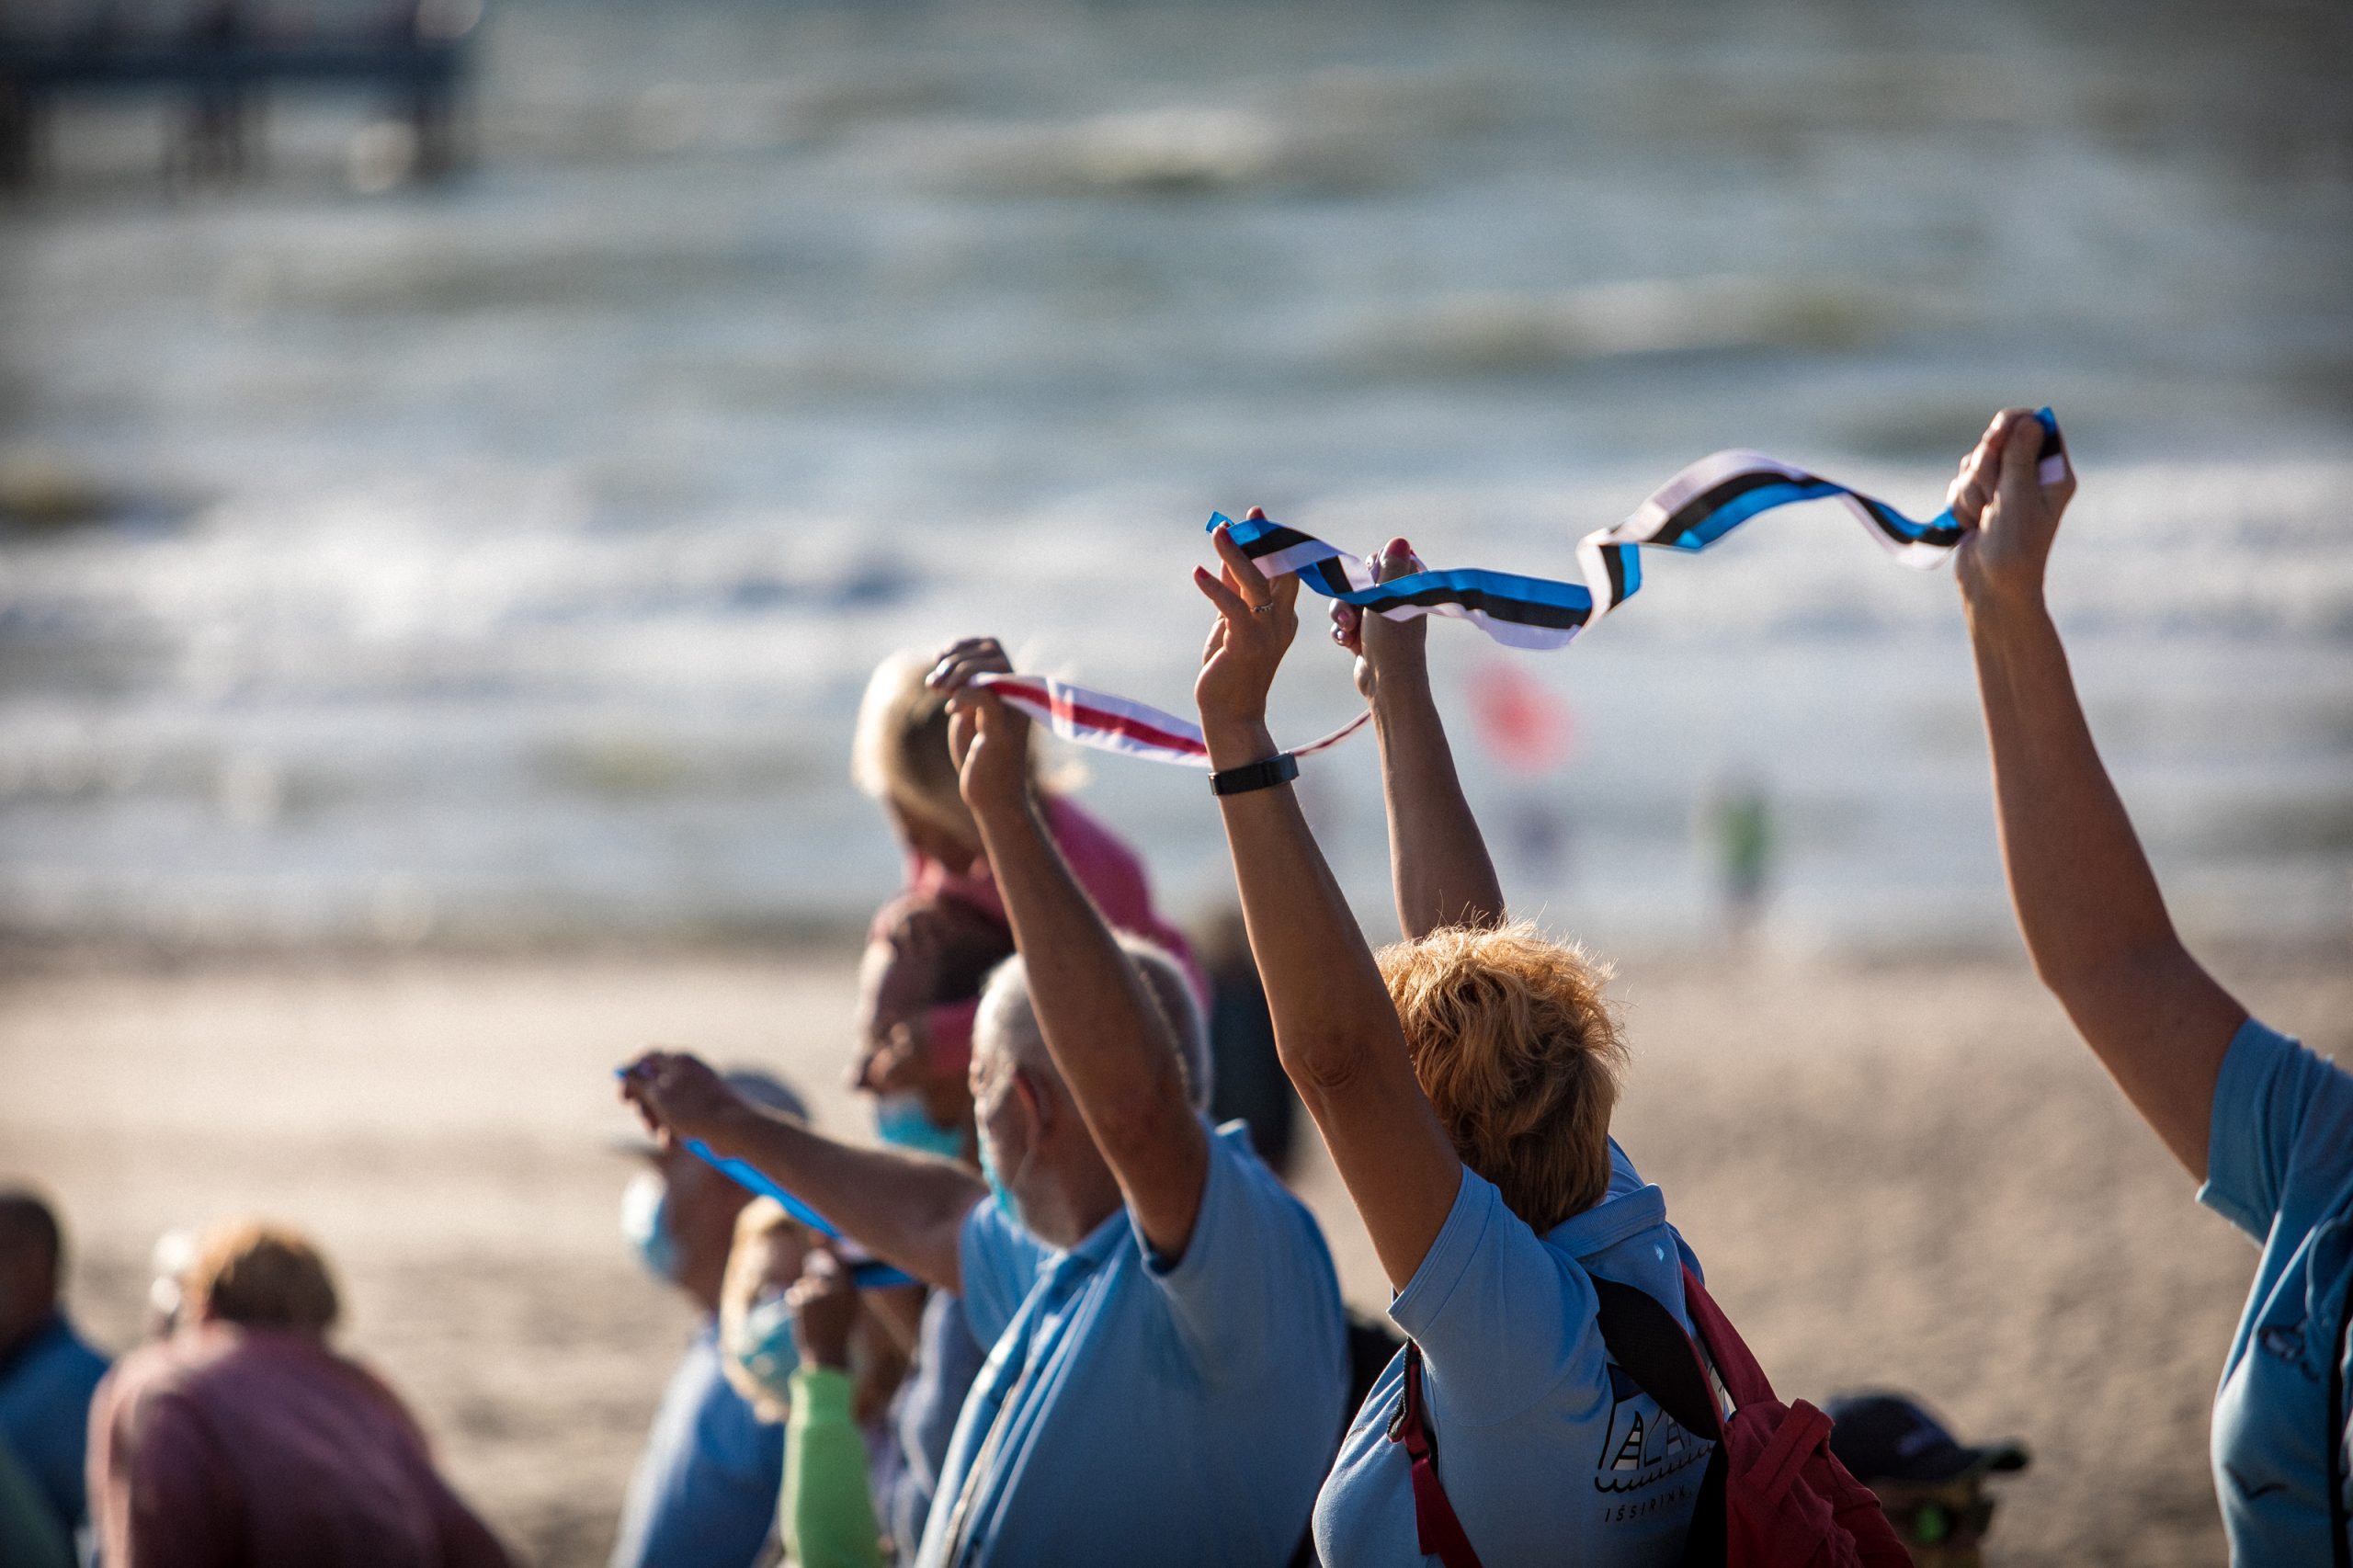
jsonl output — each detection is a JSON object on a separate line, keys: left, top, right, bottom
{"left": 1825, "top": 1391, "right": 2029, "bottom": 1568}
{"left": 0, "top": 1188, "right": 109, "bottom": 1550}
{"left": 1192, "top": 523, "right": 1710, "bottom": 1564}
{"left": 1947, "top": 409, "right": 2351, "bottom": 1564}
{"left": 611, "top": 1069, "right": 807, "bottom": 1568}
{"left": 86, "top": 1220, "right": 510, "bottom": 1568}
{"left": 622, "top": 639, "right": 1347, "bottom": 1564}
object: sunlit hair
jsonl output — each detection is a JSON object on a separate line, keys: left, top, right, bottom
{"left": 717, "top": 1198, "right": 809, "bottom": 1424}
{"left": 851, "top": 649, "right": 1054, "bottom": 846}
{"left": 976, "top": 936, "right": 1211, "bottom": 1111}
{"left": 1378, "top": 921, "right": 1628, "bottom": 1233}
{"left": 184, "top": 1221, "right": 340, "bottom": 1335}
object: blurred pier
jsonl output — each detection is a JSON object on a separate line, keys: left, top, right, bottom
{"left": 0, "top": 0, "right": 479, "bottom": 186}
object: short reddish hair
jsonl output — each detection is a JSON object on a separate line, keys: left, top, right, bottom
{"left": 1378, "top": 921, "right": 1628, "bottom": 1233}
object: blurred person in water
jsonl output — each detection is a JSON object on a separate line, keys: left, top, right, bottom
{"left": 1950, "top": 409, "right": 2352, "bottom": 1565}
{"left": 611, "top": 1068, "right": 807, "bottom": 1568}
{"left": 85, "top": 1219, "right": 511, "bottom": 1568}
{"left": 1824, "top": 1392, "right": 2029, "bottom": 1568}
{"left": 0, "top": 1188, "right": 109, "bottom": 1553}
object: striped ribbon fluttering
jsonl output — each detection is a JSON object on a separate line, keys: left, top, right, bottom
{"left": 969, "top": 671, "right": 1370, "bottom": 768}
{"left": 1215, "top": 408, "right": 2067, "bottom": 651}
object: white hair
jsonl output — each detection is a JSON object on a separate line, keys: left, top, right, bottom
{"left": 974, "top": 937, "right": 1211, "bottom": 1112}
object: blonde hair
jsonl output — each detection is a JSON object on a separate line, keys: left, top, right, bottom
{"left": 1378, "top": 921, "right": 1628, "bottom": 1233}
{"left": 718, "top": 1199, "right": 808, "bottom": 1423}
{"left": 850, "top": 649, "right": 1054, "bottom": 842}
{"left": 184, "top": 1221, "right": 340, "bottom": 1335}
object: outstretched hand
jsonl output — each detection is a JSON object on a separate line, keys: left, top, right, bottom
{"left": 927, "top": 636, "right": 1031, "bottom": 815}
{"left": 1330, "top": 537, "right": 1427, "bottom": 704}
{"left": 1194, "top": 511, "right": 1301, "bottom": 743}
{"left": 619, "top": 1049, "right": 756, "bottom": 1153}
{"left": 1949, "top": 407, "right": 2076, "bottom": 610}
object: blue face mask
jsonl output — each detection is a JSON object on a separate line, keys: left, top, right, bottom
{"left": 729, "top": 1292, "right": 801, "bottom": 1399}
{"left": 874, "top": 1092, "right": 968, "bottom": 1161}
{"left": 976, "top": 1129, "right": 1020, "bottom": 1221}
{"left": 620, "top": 1170, "right": 678, "bottom": 1281}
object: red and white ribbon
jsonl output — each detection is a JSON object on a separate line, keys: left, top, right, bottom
{"left": 972, "top": 672, "right": 1369, "bottom": 768}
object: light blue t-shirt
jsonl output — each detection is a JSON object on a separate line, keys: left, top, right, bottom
{"left": 1317, "top": 1140, "right": 1710, "bottom": 1567}
{"left": 917, "top": 1118, "right": 1347, "bottom": 1568}
{"left": 608, "top": 1320, "right": 786, "bottom": 1568}
{"left": 0, "top": 1312, "right": 108, "bottom": 1540}
{"left": 2196, "top": 1017, "right": 2353, "bottom": 1566}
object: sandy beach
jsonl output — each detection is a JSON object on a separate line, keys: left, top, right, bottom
{"left": 5, "top": 938, "right": 2344, "bottom": 1566}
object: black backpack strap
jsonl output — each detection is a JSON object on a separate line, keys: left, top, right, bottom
{"left": 2331, "top": 1261, "right": 2351, "bottom": 1568}
{"left": 1590, "top": 1276, "right": 1724, "bottom": 1440}
{"left": 1591, "top": 1276, "right": 1730, "bottom": 1568}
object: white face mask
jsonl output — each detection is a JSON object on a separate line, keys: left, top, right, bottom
{"left": 728, "top": 1291, "right": 801, "bottom": 1399}
{"left": 620, "top": 1170, "right": 677, "bottom": 1281}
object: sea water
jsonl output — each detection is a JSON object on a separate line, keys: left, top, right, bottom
{"left": 2, "top": 0, "right": 2348, "bottom": 952}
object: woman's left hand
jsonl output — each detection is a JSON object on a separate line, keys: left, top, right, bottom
{"left": 1194, "top": 512, "right": 1300, "bottom": 742}
{"left": 929, "top": 636, "right": 1032, "bottom": 815}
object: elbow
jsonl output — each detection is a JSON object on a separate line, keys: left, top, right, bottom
{"left": 1276, "top": 1028, "right": 1379, "bottom": 1103}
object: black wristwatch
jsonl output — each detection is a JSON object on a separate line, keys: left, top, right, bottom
{"left": 1210, "top": 752, "right": 1299, "bottom": 797}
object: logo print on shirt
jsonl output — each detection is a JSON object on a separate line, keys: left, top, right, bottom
{"left": 1595, "top": 1364, "right": 1705, "bottom": 1495}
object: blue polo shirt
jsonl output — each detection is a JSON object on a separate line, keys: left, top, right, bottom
{"left": 0, "top": 1312, "right": 109, "bottom": 1540}
{"left": 609, "top": 1320, "right": 785, "bottom": 1568}
{"left": 1316, "top": 1140, "right": 1709, "bottom": 1567}
{"left": 916, "top": 1119, "right": 1347, "bottom": 1568}
{"left": 2197, "top": 1017, "right": 2353, "bottom": 1566}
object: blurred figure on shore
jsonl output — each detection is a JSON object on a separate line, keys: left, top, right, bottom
{"left": 0, "top": 1187, "right": 108, "bottom": 1552}
{"left": 1701, "top": 771, "right": 1775, "bottom": 942}
{"left": 1826, "top": 1391, "right": 2029, "bottom": 1567}
{"left": 848, "top": 649, "right": 1200, "bottom": 1160}
{"left": 611, "top": 1069, "right": 807, "bottom": 1568}
{"left": 86, "top": 1219, "right": 510, "bottom": 1567}
{"left": 1949, "top": 407, "right": 2351, "bottom": 1564}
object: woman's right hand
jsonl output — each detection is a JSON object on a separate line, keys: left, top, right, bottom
{"left": 1950, "top": 406, "right": 2076, "bottom": 614}
{"left": 1331, "top": 537, "right": 1428, "bottom": 704}
{"left": 1193, "top": 512, "right": 1302, "bottom": 752}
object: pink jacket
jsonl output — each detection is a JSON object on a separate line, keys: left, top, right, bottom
{"left": 87, "top": 1324, "right": 509, "bottom": 1568}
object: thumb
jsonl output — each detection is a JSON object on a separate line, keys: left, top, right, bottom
{"left": 1374, "top": 536, "right": 1418, "bottom": 585}
{"left": 1995, "top": 412, "right": 2042, "bottom": 505}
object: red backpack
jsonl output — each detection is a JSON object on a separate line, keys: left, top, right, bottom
{"left": 1389, "top": 1267, "right": 1910, "bottom": 1568}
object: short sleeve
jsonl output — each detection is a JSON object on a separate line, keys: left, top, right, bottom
{"left": 2199, "top": 1017, "right": 2353, "bottom": 1242}
{"left": 1143, "top": 1122, "right": 1341, "bottom": 1382}
{"left": 1388, "top": 1165, "right": 1600, "bottom": 1426}
{"left": 957, "top": 1201, "right": 1051, "bottom": 1349}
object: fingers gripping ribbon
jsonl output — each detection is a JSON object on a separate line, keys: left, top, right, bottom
{"left": 969, "top": 672, "right": 1370, "bottom": 769}
{"left": 1213, "top": 409, "right": 2066, "bottom": 652}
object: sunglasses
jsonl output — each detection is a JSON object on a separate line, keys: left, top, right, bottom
{"left": 1886, "top": 1495, "right": 1995, "bottom": 1547}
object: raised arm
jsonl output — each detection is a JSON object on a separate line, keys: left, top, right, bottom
{"left": 926, "top": 637, "right": 1211, "bottom": 1261}
{"left": 1953, "top": 408, "right": 2246, "bottom": 1177}
{"left": 1195, "top": 518, "right": 1461, "bottom": 1290}
{"left": 619, "top": 1054, "right": 981, "bottom": 1290}
{"left": 1331, "top": 538, "right": 1505, "bottom": 938}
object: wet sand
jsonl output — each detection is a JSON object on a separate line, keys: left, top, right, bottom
{"left": 5, "top": 942, "right": 2346, "bottom": 1565}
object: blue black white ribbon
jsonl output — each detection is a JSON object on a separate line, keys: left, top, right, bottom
{"left": 1213, "top": 409, "right": 2067, "bottom": 651}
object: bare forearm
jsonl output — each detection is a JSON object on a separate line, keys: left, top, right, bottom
{"left": 1208, "top": 720, "right": 1407, "bottom": 1067}
{"left": 1371, "top": 675, "right": 1505, "bottom": 938}
{"left": 706, "top": 1113, "right": 980, "bottom": 1291}
{"left": 967, "top": 793, "right": 1207, "bottom": 1250}
{"left": 1967, "top": 590, "right": 2242, "bottom": 1172}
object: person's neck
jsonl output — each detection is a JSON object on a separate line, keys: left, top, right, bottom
{"left": 1026, "top": 1158, "right": 1124, "bottom": 1252}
